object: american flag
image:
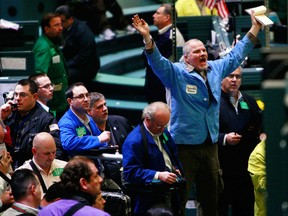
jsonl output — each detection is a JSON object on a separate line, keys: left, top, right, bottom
{"left": 204, "top": 0, "right": 229, "bottom": 19}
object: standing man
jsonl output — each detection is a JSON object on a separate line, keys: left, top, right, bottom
{"left": 58, "top": 83, "right": 110, "bottom": 156}
{"left": 17, "top": 132, "right": 67, "bottom": 196}
{"left": 28, "top": 73, "right": 54, "bottom": 113}
{"left": 88, "top": 92, "right": 133, "bottom": 188}
{"left": 38, "top": 156, "right": 110, "bottom": 216}
{"left": 144, "top": 3, "right": 185, "bottom": 103}
{"left": 33, "top": 13, "right": 69, "bottom": 120}
{"left": 0, "top": 79, "right": 63, "bottom": 169}
{"left": 217, "top": 67, "right": 262, "bottom": 216}
{"left": 122, "top": 102, "right": 184, "bottom": 215}
{"left": 1, "top": 169, "right": 41, "bottom": 216}
{"left": 55, "top": 5, "right": 100, "bottom": 91}
{"left": 131, "top": 10, "right": 262, "bottom": 216}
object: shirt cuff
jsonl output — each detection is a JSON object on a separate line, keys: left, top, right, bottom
{"left": 223, "top": 134, "right": 227, "bottom": 146}
{"left": 153, "top": 172, "right": 159, "bottom": 180}
{"left": 246, "top": 32, "right": 260, "bottom": 46}
{"left": 144, "top": 39, "right": 155, "bottom": 54}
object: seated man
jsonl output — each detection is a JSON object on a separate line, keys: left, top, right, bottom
{"left": 38, "top": 156, "right": 110, "bottom": 216}
{"left": 122, "top": 102, "right": 185, "bottom": 215}
{"left": 58, "top": 82, "right": 110, "bottom": 156}
{"left": 1, "top": 169, "right": 41, "bottom": 216}
{"left": 17, "top": 132, "right": 67, "bottom": 196}
{"left": 0, "top": 79, "right": 63, "bottom": 169}
{"left": 88, "top": 92, "right": 133, "bottom": 188}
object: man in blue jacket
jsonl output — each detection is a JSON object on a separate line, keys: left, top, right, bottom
{"left": 58, "top": 82, "right": 110, "bottom": 156}
{"left": 122, "top": 102, "right": 184, "bottom": 215}
{"left": 131, "top": 11, "right": 262, "bottom": 216}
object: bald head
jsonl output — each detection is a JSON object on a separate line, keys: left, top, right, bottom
{"left": 33, "top": 132, "right": 55, "bottom": 149}
{"left": 32, "top": 132, "right": 56, "bottom": 171}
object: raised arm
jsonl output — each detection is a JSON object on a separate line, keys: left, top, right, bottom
{"left": 132, "top": 14, "right": 153, "bottom": 50}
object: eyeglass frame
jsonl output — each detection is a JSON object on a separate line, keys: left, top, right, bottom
{"left": 13, "top": 92, "right": 30, "bottom": 99}
{"left": 38, "top": 83, "right": 54, "bottom": 89}
{"left": 72, "top": 93, "right": 90, "bottom": 100}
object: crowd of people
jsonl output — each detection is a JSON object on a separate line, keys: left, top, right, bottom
{"left": 0, "top": 1, "right": 268, "bottom": 216}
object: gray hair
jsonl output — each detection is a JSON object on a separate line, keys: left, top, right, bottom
{"left": 142, "top": 102, "right": 170, "bottom": 120}
{"left": 89, "top": 92, "right": 105, "bottom": 109}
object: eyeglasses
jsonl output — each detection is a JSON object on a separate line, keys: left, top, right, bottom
{"left": 13, "top": 92, "right": 29, "bottom": 98}
{"left": 155, "top": 123, "right": 169, "bottom": 129}
{"left": 228, "top": 74, "right": 242, "bottom": 79}
{"left": 73, "top": 93, "right": 90, "bottom": 100}
{"left": 39, "top": 83, "right": 54, "bottom": 89}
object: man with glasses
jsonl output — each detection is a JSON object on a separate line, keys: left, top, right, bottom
{"left": 58, "top": 82, "right": 111, "bottom": 157}
{"left": 122, "top": 102, "right": 184, "bottom": 215}
{"left": 33, "top": 13, "right": 69, "bottom": 120}
{"left": 29, "top": 73, "right": 54, "bottom": 114}
{"left": 0, "top": 79, "right": 62, "bottom": 169}
{"left": 217, "top": 67, "right": 263, "bottom": 216}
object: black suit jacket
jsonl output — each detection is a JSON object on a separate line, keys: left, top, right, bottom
{"left": 106, "top": 115, "right": 133, "bottom": 153}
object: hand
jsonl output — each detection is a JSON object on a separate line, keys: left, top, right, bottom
{"left": 0, "top": 190, "right": 14, "bottom": 205}
{"left": 226, "top": 132, "right": 242, "bottom": 145}
{"left": 0, "top": 151, "right": 12, "bottom": 174}
{"left": 0, "top": 103, "right": 13, "bottom": 121}
{"left": 98, "top": 131, "right": 111, "bottom": 143}
{"left": 249, "top": 10, "right": 262, "bottom": 37}
{"left": 158, "top": 171, "right": 178, "bottom": 184}
{"left": 132, "top": 14, "right": 150, "bottom": 39}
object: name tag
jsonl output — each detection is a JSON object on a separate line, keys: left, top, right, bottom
{"left": 76, "top": 126, "right": 86, "bottom": 137}
{"left": 240, "top": 101, "right": 249, "bottom": 109}
{"left": 186, "top": 85, "right": 197, "bottom": 94}
{"left": 53, "top": 83, "right": 63, "bottom": 91}
{"left": 52, "top": 55, "right": 60, "bottom": 64}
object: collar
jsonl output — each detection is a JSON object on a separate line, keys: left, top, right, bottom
{"left": 12, "top": 202, "right": 39, "bottom": 215}
{"left": 31, "top": 158, "right": 54, "bottom": 174}
{"left": 37, "top": 101, "right": 49, "bottom": 112}
{"left": 71, "top": 109, "right": 90, "bottom": 125}
{"left": 158, "top": 24, "right": 172, "bottom": 35}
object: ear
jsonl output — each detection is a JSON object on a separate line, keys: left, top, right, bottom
{"left": 79, "top": 177, "right": 88, "bottom": 190}
{"left": 67, "top": 98, "right": 72, "bottom": 105}
{"left": 44, "top": 26, "right": 49, "bottom": 34}
{"left": 32, "top": 93, "right": 38, "bottom": 101}
{"left": 32, "top": 147, "right": 36, "bottom": 155}
{"left": 30, "top": 184, "right": 37, "bottom": 196}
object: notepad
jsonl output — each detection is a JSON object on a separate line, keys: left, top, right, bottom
{"left": 245, "top": 5, "right": 274, "bottom": 27}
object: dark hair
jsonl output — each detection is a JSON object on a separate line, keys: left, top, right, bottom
{"left": 55, "top": 5, "right": 73, "bottom": 19}
{"left": 11, "top": 169, "right": 39, "bottom": 201}
{"left": 28, "top": 73, "right": 47, "bottom": 86}
{"left": 41, "top": 13, "right": 60, "bottom": 33}
{"left": 17, "top": 79, "right": 38, "bottom": 94}
{"left": 65, "top": 82, "right": 85, "bottom": 99}
{"left": 89, "top": 92, "right": 105, "bottom": 109}
{"left": 60, "top": 156, "right": 95, "bottom": 193}
{"left": 146, "top": 204, "right": 174, "bottom": 216}
{"left": 43, "top": 182, "right": 65, "bottom": 202}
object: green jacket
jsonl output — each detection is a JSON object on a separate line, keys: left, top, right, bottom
{"left": 33, "top": 35, "right": 68, "bottom": 114}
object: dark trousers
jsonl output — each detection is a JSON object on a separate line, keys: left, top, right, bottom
{"left": 178, "top": 140, "right": 222, "bottom": 216}
{"left": 218, "top": 173, "right": 254, "bottom": 216}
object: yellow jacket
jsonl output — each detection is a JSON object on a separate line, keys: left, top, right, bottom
{"left": 176, "top": 0, "right": 218, "bottom": 16}
{"left": 248, "top": 141, "right": 266, "bottom": 216}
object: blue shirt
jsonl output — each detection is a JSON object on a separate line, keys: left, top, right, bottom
{"left": 146, "top": 35, "right": 255, "bottom": 144}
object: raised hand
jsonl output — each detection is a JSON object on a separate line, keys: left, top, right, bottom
{"left": 132, "top": 14, "right": 150, "bottom": 38}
